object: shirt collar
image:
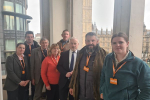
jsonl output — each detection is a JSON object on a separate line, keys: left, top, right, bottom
{"left": 114, "top": 50, "right": 129, "bottom": 64}
{"left": 17, "top": 54, "right": 24, "bottom": 60}
{"left": 41, "top": 47, "right": 47, "bottom": 50}
{"left": 26, "top": 41, "right": 34, "bottom": 45}
{"left": 70, "top": 49, "right": 77, "bottom": 53}
{"left": 62, "top": 39, "right": 69, "bottom": 43}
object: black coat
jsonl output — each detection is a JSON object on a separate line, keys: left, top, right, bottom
{"left": 3, "top": 53, "right": 30, "bottom": 91}
{"left": 57, "top": 50, "right": 79, "bottom": 89}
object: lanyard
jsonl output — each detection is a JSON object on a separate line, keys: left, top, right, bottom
{"left": 41, "top": 48, "right": 47, "bottom": 58}
{"left": 113, "top": 62, "right": 126, "bottom": 77}
{"left": 86, "top": 55, "right": 91, "bottom": 66}
{"left": 51, "top": 56, "right": 58, "bottom": 65}
{"left": 61, "top": 43, "right": 67, "bottom": 51}
{"left": 20, "top": 57, "right": 25, "bottom": 71}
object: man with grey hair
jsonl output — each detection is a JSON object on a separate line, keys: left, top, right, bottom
{"left": 57, "top": 37, "right": 79, "bottom": 100}
{"left": 30, "top": 37, "right": 49, "bottom": 100}
{"left": 69, "top": 32, "right": 108, "bottom": 100}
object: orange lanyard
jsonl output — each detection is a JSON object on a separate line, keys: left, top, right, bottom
{"left": 51, "top": 56, "right": 58, "bottom": 65}
{"left": 86, "top": 55, "right": 91, "bottom": 66}
{"left": 61, "top": 43, "right": 67, "bottom": 51}
{"left": 20, "top": 58, "right": 25, "bottom": 71}
{"left": 41, "top": 48, "right": 47, "bottom": 58}
{"left": 113, "top": 62, "right": 126, "bottom": 77}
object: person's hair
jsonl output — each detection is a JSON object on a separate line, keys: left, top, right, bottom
{"left": 85, "top": 32, "right": 98, "bottom": 40}
{"left": 62, "top": 29, "right": 69, "bottom": 35}
{"left": 48, "top": 43, "right": 61, "bottom": 56}
{"left": 16, "top": 43, "right": 25, "bottom": 48}
{"left": 25, "top": 31, "right": 34, "bottom": 37}
{"left": 111, "top": 32, "right": 129, "bottom": 43}
{"left": 69, "top": 37, "right": 79, "bottom": 43}
{"left": 40, "top": 37, "right": 49, "bottom": 43}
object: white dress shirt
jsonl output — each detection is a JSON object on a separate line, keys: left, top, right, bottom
{"left": 69, "top": 49, "right": 77, "bottom": 70}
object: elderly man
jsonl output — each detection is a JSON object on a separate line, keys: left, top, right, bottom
{"left": 69, "top": 32, "right": 108, "bottom": 100}
{"left": 57, "top": 37, "right": 79, "bottom": 100}
{"left": 30, "top": 37, "right": 49, "bottom": 100}
{"left": 57, "top": 29, "right": 70, "bottom": 52}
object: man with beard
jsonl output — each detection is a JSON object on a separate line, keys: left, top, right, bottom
{"left": 69, "top": 32, "right": 107, "bottom": 100}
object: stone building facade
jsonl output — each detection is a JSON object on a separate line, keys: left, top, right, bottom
{"left": 82, "top": 0, "right": 92, "bottom": 46}
{"left": 0, "top": 0, "right": 32, "bottom": 75}
{"left": 142, "top": 25, "right": 150, "bottom": 60}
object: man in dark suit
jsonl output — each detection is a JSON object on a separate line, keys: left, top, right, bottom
{"left": 24, "top": 31, "right": 40, "bottom": 100}
{"left": 57, "top": 37, "right": 79, "bottom": 100}
{"left": 30, "top": 37, "right": 49, "bottom": 100}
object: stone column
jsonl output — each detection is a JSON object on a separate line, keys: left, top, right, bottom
{"left": 40, "top": 0, "right": 50, "bottom": 42}
{"left": 113, "top": 0, "right": 145, "bottom": 58}
{"left": 40, "top": 0, "right": 83, "bottom": 49}
{"left": 0, "top": 49, "right": 3, "bottom": 100}
{"left": 72, "top": 0, "right": 83, "bottom": 49}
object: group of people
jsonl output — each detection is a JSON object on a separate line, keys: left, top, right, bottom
{"left": 3, "top": 29, "right": 150, "bottom": 100}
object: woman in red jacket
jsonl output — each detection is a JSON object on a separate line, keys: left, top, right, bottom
{"left": 41, "top": 43, "right": 61, "bottom": 100}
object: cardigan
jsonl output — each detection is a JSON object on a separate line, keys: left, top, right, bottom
{"left": 41, "top": 56, "right": 60, "bottom": 87}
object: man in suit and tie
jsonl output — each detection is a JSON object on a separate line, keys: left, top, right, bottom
{"left": 30, "top": 37, "right": 49, "bottom": 100}
{"left": 57, "top": 37, "right": 79, "bottom": 100}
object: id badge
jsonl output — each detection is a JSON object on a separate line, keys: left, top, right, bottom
{"left": 28, "top": 54, "right": 31, "bottom": 57}
{"left": 83, "top": 66, "right": 89, "bottom": 72}
{"left": 110, "top": 78, "right": 117, "bottom": 85}
{"left": 22, "top": 71, "right": 25, "bottom": 74}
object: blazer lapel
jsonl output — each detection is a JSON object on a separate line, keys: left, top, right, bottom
{"left": 37, "top": 47, "right": 42, "bottom": 62}
{"left": 76, "top": 50, "right": 80, "bottom": 60}
{"left": 13, "top": 53, "right": 22, "bottom": 68}
{"left": 66, "top": 50, "right": 70, "bottom": 71}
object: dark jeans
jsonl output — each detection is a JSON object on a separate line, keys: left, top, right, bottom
{"left": 46, "top": 84, "right": 59, "bottom": 100}
{"left": 7, "top": 86, "right": 28, "bottom": 100}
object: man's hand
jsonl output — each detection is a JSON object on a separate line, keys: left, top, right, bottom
{"left": 32, "top": 79, "right": 35, "bottom": 85}
{"left": 46, "top": 86, "right": 51, "bottom": 90}
{"left": 23, "top": 80, "right": 30, "bottom": 86}
{"left": 66, "top": 71, "right": 73, "bottom": 78}
{"left": 69, "top": 88, "right": 73, "bottom": 96}
{"left": 100, "top": 93, "right": 103, "bottom": 99}
{"left": 19, "top": 81, "right": 26, "bottom": 86}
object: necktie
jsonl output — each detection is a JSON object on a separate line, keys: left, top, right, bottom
{"left": 43, "top": 49, "right": 47, "bottom": 56}
{"left": 70, "top": 52, "right": 75, "bottom": 72}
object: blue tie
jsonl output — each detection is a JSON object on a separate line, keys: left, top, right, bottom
{"left": 70, "top": 52, "right": 74, "bottom": 72}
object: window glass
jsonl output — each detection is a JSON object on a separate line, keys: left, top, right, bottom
{"left": 4, "top": 15, "right": 9, "bottom": 30}
{"left": 16, "top": 4, "right": 22, "bottom": 13}
{"left": 20, "top": 18, "right": 23, "bottom": 31}
{"left": 17, "top": 39, "right": 24, "bottom": 43}
{"left": 3, "top": 1, "right": 14, "bottom": 12}
{"left": 23, "top": 7, "right": 25, "bottom": 14}
{"left": 4, "top": 15, "right": 14, "bottom": 30}
{"left": 5, "top": 39, "right": 16, "bottom": 51}
{"left": 16, "top": 17, "right": 24, "bottom": 31}
{"left": 24, "top": 20, "right": 26, "bottom": 31}
{"left": 16, "top": 17, "right": 20, "bottom": 30}
{"left": 10, "top": 16, "right": 14, "bottom": 30}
